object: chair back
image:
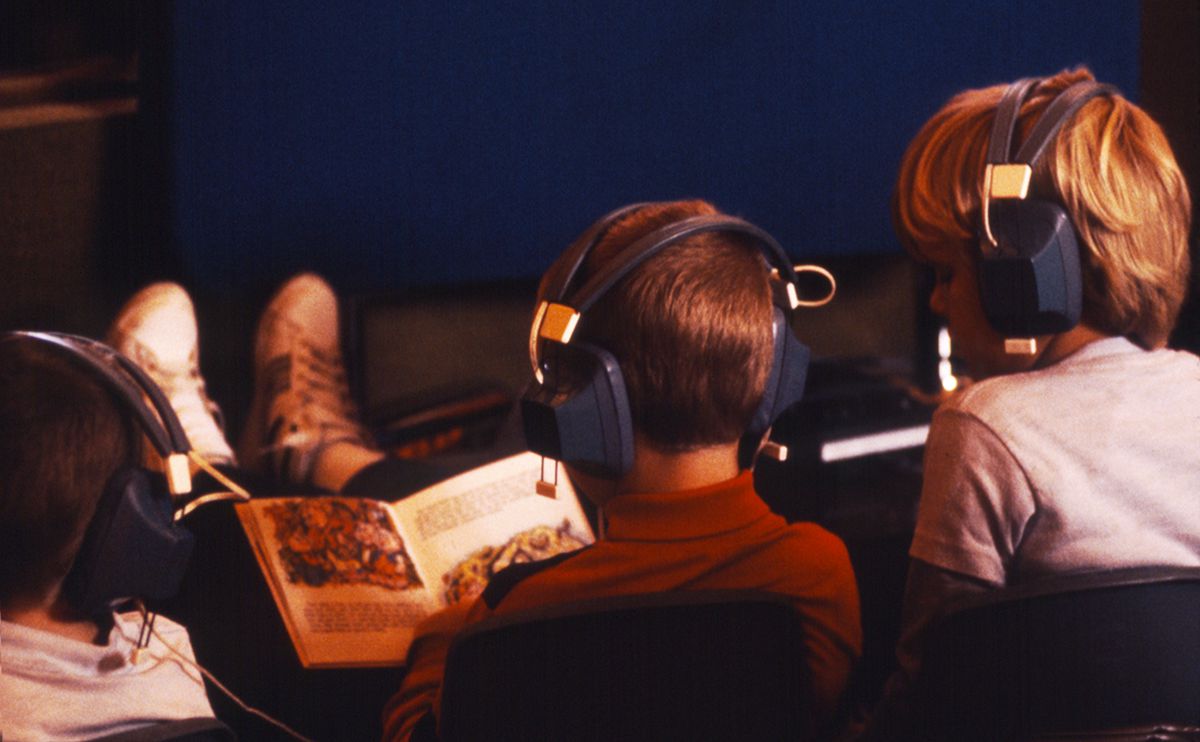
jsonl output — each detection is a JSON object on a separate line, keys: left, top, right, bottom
{"left": 915, "top": 566, "right": 1200, "bottom": 741}
{"left": 438, "top": 589, "right": 811, "bottom": 742}
{"left": 87, "top": 717, "right": 236, "bottom": 742}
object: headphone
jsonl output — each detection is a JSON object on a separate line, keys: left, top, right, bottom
{"left": 977, "top": 77, "right": 1117, "bottom": 353}
{"left": 1, "top": 331, "right": 197, "bottom": 618}
{"left": 521, "top": 203, "right": 814, "bottom": 478}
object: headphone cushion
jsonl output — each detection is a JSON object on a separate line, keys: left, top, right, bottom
{"left": 745, "top": 308, "right": 810, "bottom": 439}
{"left": 64, "top": 468, "right": 194, "bottom": 617}
{"left": 521, "top": 343, "right": 634, "bottom": 478}
{"left": 739, "top": 309, "right": 810, "bottom": 469}
{"left": 980, "top": 199, "right": 1084, "bottom": 337}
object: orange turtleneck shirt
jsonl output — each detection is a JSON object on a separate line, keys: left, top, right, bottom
{"left": 381, "top": 471, "right": 861, "bottom": 741}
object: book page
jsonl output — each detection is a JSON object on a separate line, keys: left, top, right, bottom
{"left": 391, "top": 452, "right": 595, "bottom": 609}
{"left": 236, "top": 497, "right": 440, "bottom": 668}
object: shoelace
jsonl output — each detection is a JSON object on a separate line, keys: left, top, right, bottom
{"left": 271, "top": 339, "right": 374, "bottom": 451}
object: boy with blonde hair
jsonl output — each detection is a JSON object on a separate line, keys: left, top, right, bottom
{"left": 871, "top": 67, "right": 1200, "bottom": 735}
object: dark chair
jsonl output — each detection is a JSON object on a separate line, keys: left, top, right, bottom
{"left": 913, "top": 566, "right": 1200, "bottom": 742}
{"left": 87, "top": 717, "right": 236, "bottom": 742}
{"left": 436, "top": 590, "right": 813, "bottom": 742}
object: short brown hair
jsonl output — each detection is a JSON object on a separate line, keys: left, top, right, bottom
{"left": 893, "top": 67, "right": 1192, "bottom": 348}
{"left": 543, "top": 200, "right": 775, "bottom": 451}
{"left": 0, "top": 339, "right": 141, "bottom": 609}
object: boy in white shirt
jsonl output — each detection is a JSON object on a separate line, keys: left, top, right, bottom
{"left": 865, "top": 66, "right": 1199, "bottom": 739}
{"left": 0, "top": 336, "right": 215, "bottom": 742}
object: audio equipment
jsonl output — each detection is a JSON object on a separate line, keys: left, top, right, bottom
{"left": 521, "top": 204, "right": 817, "bottom": 478}
{"left": 978, "top": 77, "right": 1116, "bottom": 354}
{"left": 1, "top": 331, "right": 197, "bottom": 618}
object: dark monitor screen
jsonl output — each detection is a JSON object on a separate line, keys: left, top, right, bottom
{"left": 169, "top": 3, "right": 1139, "bottom": 293}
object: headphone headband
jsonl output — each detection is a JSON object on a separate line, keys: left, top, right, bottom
{"left": 567, "top": 214, "right": 799, "bottom": 315}
{"left": 982, "top": 78, "right": 1118, "bottom": 249}
{"left": 986, "top": 77, "right": 1040, "bottom": 164}
{"left": 541, "top": 202, "right": 656, "bottom": 304}
{"left": 988, "top": 78, "right": 1117, "bottom": 168}
{"left": 2, "top": 331, "right": 194, "bottom": 495}
{"left": 530, "top": 207, "right": 804, "bottom": 380}
{"left": 1014, "top": 80, "right": 1117, "bottom": 166}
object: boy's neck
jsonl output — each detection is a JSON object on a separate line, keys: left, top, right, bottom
{"left": 1034, "top": 324, "right": 1111, "bottom": 369}
{"left": 3, "top": 592, "right": 104, "bottom": 644}
{"left": 567, "top": 438, "right": 742, "bottom": 508}
{"left": 621, "top": 438, "right": 740, "bottom": 495}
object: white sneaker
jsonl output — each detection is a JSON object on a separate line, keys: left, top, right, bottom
{"left": 108, "top": 282, "right": 237, "bottom": 466}
{"left": 239, "top": 273, "right": 375, "bottom": 485}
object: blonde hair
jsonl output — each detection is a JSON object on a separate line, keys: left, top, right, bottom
{"left": 893, "top": 67, "right": 1192, "bottom": 348}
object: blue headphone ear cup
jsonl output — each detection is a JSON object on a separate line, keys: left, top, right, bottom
{"left": 521, "top": 342, "right": 634, "bottom": 479}
{"left": 63, "top": 468, "right": 194, "bottom": 618}
{"left": 979, "top": 199, "right": 1083, "bottom": 336}
{"left": 740, "top": 308, "right": 810, "bottom": 468}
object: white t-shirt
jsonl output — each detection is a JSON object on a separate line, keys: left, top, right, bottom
{"left": 911, "top": 337, "right": 1200, "bottom": 585}
{"left": 0, "top": 610, "right": 215, "bottom": 742}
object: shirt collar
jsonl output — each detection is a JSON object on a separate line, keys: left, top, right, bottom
{"left": 1070, "top": 335, "right": 1141, "bottom": 360}
{"left": 601, "top": 471, "right": 771, "bottom": 541}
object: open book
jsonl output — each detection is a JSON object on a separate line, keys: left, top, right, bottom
{"left": 236, "top": 452, "right": 594, "bottom": 668}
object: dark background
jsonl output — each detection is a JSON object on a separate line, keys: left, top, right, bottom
{"left": 163, "top": 1, "right": 1139, "bottom": 292}
{"left": 6, "top": 1, "right": 1188, "bottom": 427}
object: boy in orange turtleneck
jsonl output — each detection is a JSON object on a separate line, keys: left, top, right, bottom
{"left": 382, "top": 200, "right": 862, "bottom": 740}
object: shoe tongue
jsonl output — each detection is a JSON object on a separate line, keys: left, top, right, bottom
{"left": 127, "top": 316, "right": 197, "bottom": 372}
{"left": 307, "top": 310, "right": 340, "bottom": 356}
{"left": 175, "top": 393, "right": 236, "bottom": 464}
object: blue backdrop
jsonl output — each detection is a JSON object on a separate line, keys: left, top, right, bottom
{"left": 170, "top": 1, "right": 1139, "bottom": 292}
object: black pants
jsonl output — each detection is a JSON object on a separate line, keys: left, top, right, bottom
{"left": 170, "top": 454, "right": 500, "bottom": 742}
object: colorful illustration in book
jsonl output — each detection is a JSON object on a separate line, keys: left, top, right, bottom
{"left": 264, "top": 498, "right": 422, "bottom": 590}
{"left": 442, "top": 519, "right": 589, "bottom": 603}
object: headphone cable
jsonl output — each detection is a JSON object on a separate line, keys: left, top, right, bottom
{"left": 140, "top": 607, "right": 316, "bottom": 742}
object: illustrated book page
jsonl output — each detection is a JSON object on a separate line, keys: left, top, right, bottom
{"left": 236, "top": 451, "right": 594, "bottom": 668}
